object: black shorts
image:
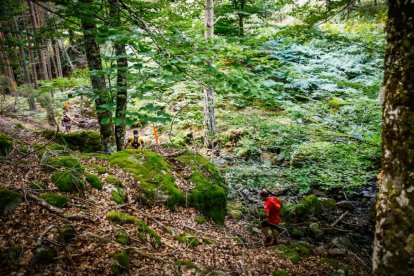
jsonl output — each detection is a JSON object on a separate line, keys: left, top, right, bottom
{"left": 261, "top": 220, "right": 279, "bottom": 229}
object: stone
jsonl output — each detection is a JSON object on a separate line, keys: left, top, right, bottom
{"left": 309, "top": 223, "right": 324, "bottom": 238}
{"left": 328, "top": 248, "right": 347, "bottom": 256}
{"left": 336, "top": 201, "right": 355, "bottom": 211}
{"left": 312, "top": 188, "right": 327, "bottom": 197}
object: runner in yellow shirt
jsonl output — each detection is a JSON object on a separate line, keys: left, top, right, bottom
{"left": 124, "top": 129, "right": 145, "bottom": 149}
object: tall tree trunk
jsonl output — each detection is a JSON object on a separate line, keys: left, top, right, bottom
{"left": 13, "top": 16, "right": 36, "bottom": 110}
{"left": 237, "top": 0, "right": 245, "bottom": 36}
{"left": 28, "top": 0, "right": 49, "bottom": 81}
{"left": 203, "top": 0, "right": 216, "bottom": 150}
{"left": 79, "top": 0, "right": 116, "bottom": 153}
{"left": 23, "top": 12, "right": 39, "bottom": 89}
{"left": 54, "top": 41, "right": 63, "bottom": 77}
{"left": 109, "top": 0, "right": 128, "bottom": 151}
{"left": 372, "top": 1, "right": 414, "bottom": 274}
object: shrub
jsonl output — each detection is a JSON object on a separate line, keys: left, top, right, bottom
{"left": 51, "top": 170, "right": 85, "bottom": 192}
{"left": 40, "top": 193, "right": 68, "bottom": 208}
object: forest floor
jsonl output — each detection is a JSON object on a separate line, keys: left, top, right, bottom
{"left": 0, "top": 115, "right": 371, "bottom": 275}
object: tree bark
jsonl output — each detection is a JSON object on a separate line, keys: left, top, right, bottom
{"left": 372, "top": 1, "right": 414, "bottom": 274}
{"left": 54, "top": 41, "right": 63, "bottom": 77}
{"left": 79, "top": 0, "right": 116, "bottom": 153}
{"left": 237, "top": 0, "right": 245, "bottom": 36}
{"left": 109, "top": 0, "right": 128, "bottom": 151}
{"left": 22, "top": 12, "right": 39, "bottom": 89}
{"left": 203, "top": 0, "right": 216, "bottom": 149}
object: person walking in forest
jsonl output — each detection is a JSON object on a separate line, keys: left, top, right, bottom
{"left": 61, "top": 113, "right": 77, "bottom": 133}
{"left": 124, "top": 129, "right": 145, "bottom": 149}
{"left": 259, "top": 190, "right": 282, "bottom": 245}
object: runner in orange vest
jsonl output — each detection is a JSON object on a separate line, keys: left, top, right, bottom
{"left": 260, "top": 190, "right": 282, "bottom": 245}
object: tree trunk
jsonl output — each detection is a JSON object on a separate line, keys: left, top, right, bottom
{"left": 23, "top": 12, "right": 39, "bottom": 88}
{"left": 203, "top": 0, "right": 216, "bottom": 150}
{"left": 237, "top": 0, "right": 245, "bottom": 36}
{"left": 109, "top": 0, "right": 128, "bottom": 151}
{"left": 372, "top": 1, "right": 414, "bottom": 274}
{"left": 79, "top": 0, "right": 116, "bottom": 153}
{"left": 54, "top": 41, "right": 63, "bottom": 77}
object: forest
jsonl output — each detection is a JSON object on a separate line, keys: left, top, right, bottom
{"left": 0, "top": 0, "right": 413, "bottom": 275}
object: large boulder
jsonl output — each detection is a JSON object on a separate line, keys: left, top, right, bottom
{"left": 40, "top": 130, "right": 101, "bottom": 153}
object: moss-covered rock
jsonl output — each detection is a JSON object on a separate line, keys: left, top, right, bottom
{"left": 86, "top": 164, "right": 110, "bottom": 174}
{"left": 282, "top": 195, "right": 323, "bottom": 223}
{"left": 30, "top": 181, "right": 47, "bottom": 190}
{"left": 106, "top": 211, "right": 141, "bottom": 224}
{"left": 106, "top": 176, "right": 123, "bottom": 188}
{"left": 59, "top": 225, "right": 76, "bottom": 243}
{"left": 51, "top": 170, "right": 85, "bottom": 192}
{"left": 277, "top": 244, "right": 301, "bottom": 264}
{"left": 40, "top": 193, "right": 68, "bottom": 208}
{"left": 110, "top": 249, "right": 130, "bottom": 274}
{"left": 111, "top": 189, "right": 127, "bottom": 204}
{"left": 292, "top": 243, "right": 312, "bottom": 256}
{"left": 195, "top": 216, "right": 207, "bottom": 224}
{"left": 178, "top": 152, "right": 227, "bottom": 224}
{"left": 44, "top": 155, "right": 84, "bottom": 173}
{"left": 109, "top": 150, "right": 184, "bottom": 209}
{"left": 34, "top": 245, "right": 55, "bottom": 264}
{"left": 40, "top": 130, "right": 101, "bottom": 153}
{"left": 85, "top": 173, "right": 102, "bottom": 190}
{"left": 309, "top": 223, "right": 324, "bottom": 238}
{"left": 115, "top": 229, "right": 130, "bottom": 245}
{"left": 174, "top": 232, "right": 202, "bottom": 248}
{"left": 227, "top": 202, "right": 244, "bottom": 220}
{"left": 0, "top": 134, "right": 13, "bottom": 155}
{"left": 0, "top": 189, "right": 21, "bottom": 216}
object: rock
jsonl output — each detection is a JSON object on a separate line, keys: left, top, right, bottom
{"left": 336, "top": 201, "right": 355, "bottom": 211}
{"left": 312, "top": 188, "right": 327, "bottom": 197}
{"left": 313, "top": 246, "right": 327, "bottom": 256}
{"left": 320, "top": 198, "right": 336, "bottom": 209}
{"left": 59, "top": 225, "right": 76, "bottom": 243}
{"left": 51, "top": 170, "right": 85, "bottom": 193}
{"left": 40, "top": 193, "right": 68, "bottom": 208}
{"left": 331, "top": 236, "right": 354, "bottom": 250}
{"left": 229, "top": 209, "right": 243, "bottom": 220}
{"left": 115, "top": 229, "right": 130, "bottom": 245}
{"left": 328, "top": 248, "right": 347, "bottom": 256}
{"left": 309, "top": 223, "right": 324, "bottom": 238}
{"left": 242, "top": 189, "right": 250, "bottom": 197}
{"left": 34, "top": 246, "right": 55, "bottom": 264}
{"left": 85, "top": 173, "right": 102, "bottom": 190}
{"left": 234, "top": 184, "right": 243, "bottom": 190}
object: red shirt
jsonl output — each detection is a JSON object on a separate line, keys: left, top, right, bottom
{"left": 264, "top": 197, "right": 282, "bottom": 225}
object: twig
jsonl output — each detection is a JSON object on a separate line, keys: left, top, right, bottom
{"left": 37, "top": 225, "right": 59, "bottom": 246}
{"left": 330, "top": 211, "right": 349, "bottom": 227}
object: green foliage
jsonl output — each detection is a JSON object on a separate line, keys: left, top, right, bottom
{"left": 0, "top": 189, "right": 21, "bottom": 216}
{"left": 44, "top": 155, "right": 84, "bottom": 173}
{"left": 115, "top": 229, "right": 130, "bottom": 245}
{"left": 109, "top": 150, "right": 184, "bottom": 209}
{"left": 0, "top": 134, "right": 13, "bottom": 155}
{"left": 51, "top": 170, "right": 85, "bottom": 193}
{"left": 106, "top": 211, "right": 141, "bottom": 224}
{"left": 40, "top": 193, "right": 68, "bottom": 208}
{"left": 85, "top": 173, "right": 102, "bottom": 190}
{"left": 40, "top": 130, "right": 101, "bottom": 153}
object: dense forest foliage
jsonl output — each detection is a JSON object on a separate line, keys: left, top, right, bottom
{"left": 0, "top": 0, "right": 413, "bottom": 275}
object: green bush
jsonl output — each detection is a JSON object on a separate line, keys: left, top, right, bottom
{"left": 40, "top": 130, "right": 101, "bottom": 153}
{"left": 40, "top": 193, "right": 68, "bottom": 208}
{"left": 0, "top": 134, "right": 13, "bottom": 155}
{"left": 85, "top": 173, "right": 102, "bottom": 190}
{"left": 44, "top": 155, "right": 84, "bottom": 173}
{"left": 0, "top": 189, "right": 21, "bottom": 216}
{"left": 51, "top": 170, "right": 85, "bottom": 192}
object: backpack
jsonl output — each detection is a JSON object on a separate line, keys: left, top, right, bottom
{"left": 132, "top": 136, "right": 141, "bottom": 149}
{"left": 63, "top": 116, "right": 70, "bottom": 123}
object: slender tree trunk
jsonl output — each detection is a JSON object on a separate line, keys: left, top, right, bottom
{"left": 372, "top": 1, "right": 414, "bottom": 274}
{"left": 54, "top": 41, "right": 63, "bottom": 77}
{"left": 109, "top": 0, "right": 128, "bottom": 151}
{"left": 203, "top": 0, "right": 216, "bottom": 150}
{"left": 23, "top": 12, "right": 39, "bottom": 88}
{"left": 79, "top": 0, "right": 116, "bottom": 153}
{"left": 60, "top": 39, "right": 74, "bottom": 74}
{"left": 237, "top": 0, "right": 245, "bottom": 36}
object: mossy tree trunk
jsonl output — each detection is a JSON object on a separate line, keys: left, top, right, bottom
{"left": 373, "top": 1, "right": 414, "bottom": 274}
{"left": 79, "top": 0, "right": 116, "bottom": 153}
{"left": 203, "top": 0, "right": 216, "bottom": 150}
{"left": 109, "top": 0, "right": 128, "bottom": 151}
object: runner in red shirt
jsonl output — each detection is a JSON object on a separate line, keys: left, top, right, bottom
{"left": 260, "top": 190, "right": 282, "bottom": 245}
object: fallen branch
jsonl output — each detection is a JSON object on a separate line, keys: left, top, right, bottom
{"left": 330, "top": 211, "right": 349, "bottom": 227}
{"left": 37, "top": 225, "right": 59, "bottom": 246}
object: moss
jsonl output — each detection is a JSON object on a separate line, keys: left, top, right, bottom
{"left": 277, "top": 244, "right": 301, "bottom": 264}
{"left": 40, "top": 130, "right": 101, "bottom": 153}
{"left": 59, "top": 225, "right": 76, "bottom": 243}
{"left": 106, "top": 211, "right": 141, "bottom": 224}
{"left": 273, "top": 270, "right": 291, "bottom": 276}
{"left": 40, "top": 193, "right": 68, "bottom": 208}
{"left": 175, "top": 259, "right": 200, "bottom": 270}
{"left": 195, "top": 216, "right": 207, "bottom": 224}
{"left": 229, "top": 209, "right": 243, "bottom": 220}
{"left": 111, "top": 190, "right": 126, "bottom": 204}
{"left": 51, "top": 170, "right": 85, "bottom": 193}
{"left": 109, "top": 150, "right": 184, "bottom": 209}
{"left": 110, "top": 250, "right": 130, "bottom": 273}
{"left": 15, "top": 123, "right": 25, "bottom": 129}
{"left": 34, "top": 246, "right": 55, "bottom": 264}
{"left": 44, "top": 155, "right": 84, "bottom": 173}
{"left": 321, "top": 198, "right": 336, "bottom": 209}
{"left": 106, "top": 176, "right": 123, "bottom": 188}
{"left": 86, "top": 164, "right": 110, "bottom": 174}
{"left": 115, "top": 229, "right": 130, "bottom": 245}
{"left": 30, "top": 181, "right": 47, "bottom": 190}
{"left": 85, "top": 173, "right": 102, "bottom": 190}
{"left": 178, "top": 152, "right": 227, "bottom": 224}
{"left": 320, "top": 258, "right": 348, "bottom": 272}
{"left": 0, "top": 134, "right": 13, "bottom": 155}
{"left": 283, "top": 195, "right": 323, "bottom": 223}
{"left": 136, "top": 220, "right": 161, "bottom": 246}
{"left": 174, "top": 232, "right": 201, "bottom": 248}
{"left": 327, "top": 97, "right": 349, "bottom": 109}
{"left": 292, "top": 243, "right": 311, "bottom": 256}
{"left": 9, "top": 245, "right": 22, "bottom": 261}
{"left": 0, "top": 189, "right": 21, "bottom": 216}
